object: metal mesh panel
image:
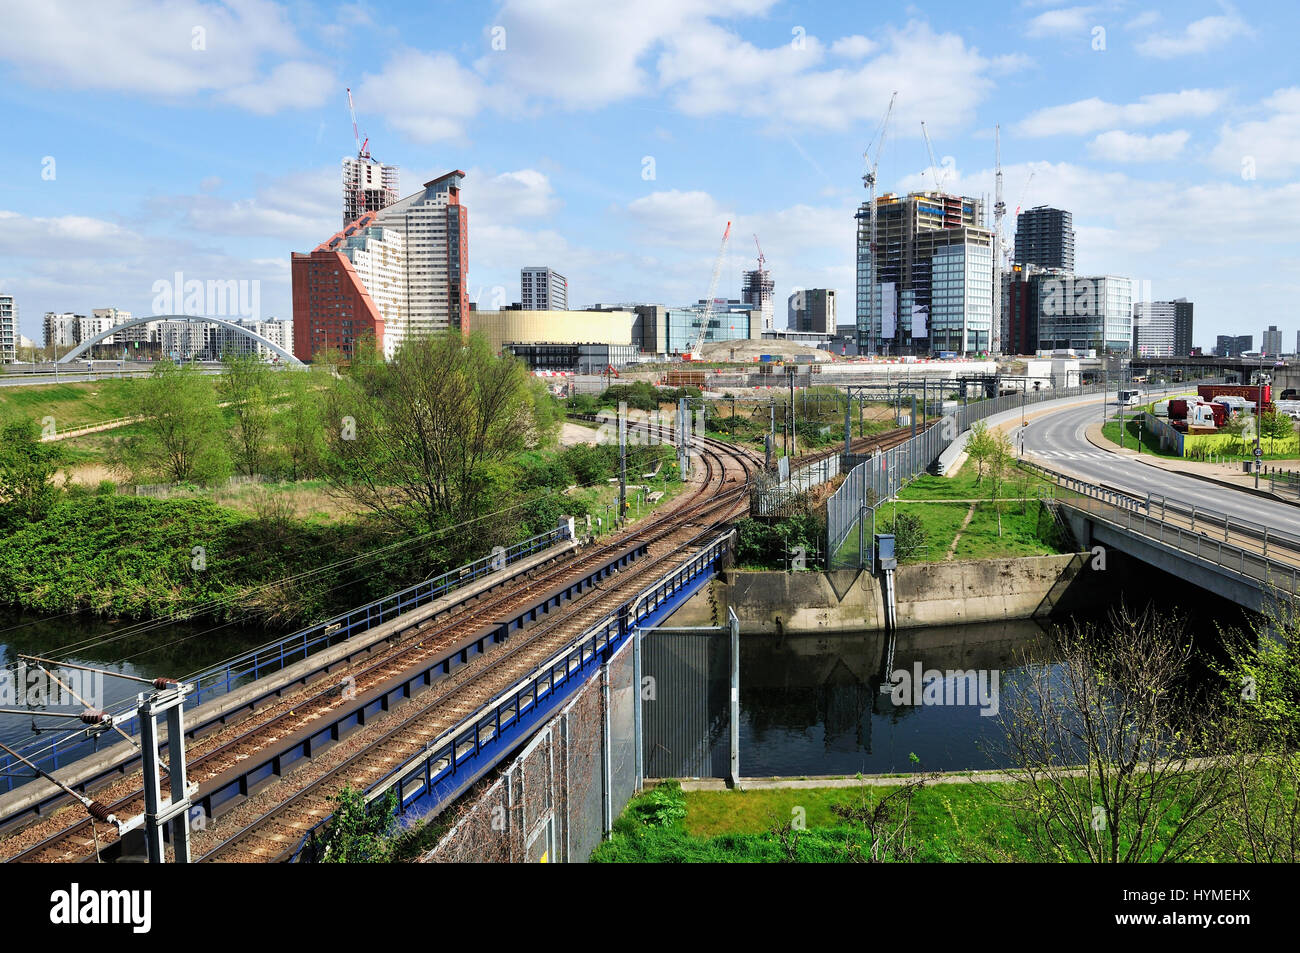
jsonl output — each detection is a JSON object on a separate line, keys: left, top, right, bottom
{"left": 642, "top": 631, "right": 729, "bottom": 778}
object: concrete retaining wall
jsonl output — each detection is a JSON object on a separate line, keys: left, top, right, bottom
{"left": 669, "top": 553, "right": 1093, "bottom": 634}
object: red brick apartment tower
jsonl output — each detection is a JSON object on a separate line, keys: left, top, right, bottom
{"left": 291, "top": 213, "right": 386, "bottom": 361}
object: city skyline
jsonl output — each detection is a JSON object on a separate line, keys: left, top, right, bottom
{"left": 0, "top": 1, "right": 1293, "bottom": 351}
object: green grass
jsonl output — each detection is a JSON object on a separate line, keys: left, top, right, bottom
{"left": 1101, "top": 415, "right": 1300, "bottom": 461}
{"left": 0, "top": 378, "right": 145, "bottom": 431}
{"left": 1100, "top": 415, "right": 1180, "bottom": 457}
{"left": 897, "top": 460, "right": 1052, "bottom": 501}
{"left": 952, "top": 501, "right": 1059, "bottom": 560}
{"left": 592, "top": 781, "right": 1038, "bottom": 863}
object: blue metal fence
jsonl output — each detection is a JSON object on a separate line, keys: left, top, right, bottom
{"left": 0, "top": 527, "right": 568, "bottom": 798}
{"left": 288, "top": 529, "right": 734, "bottom": 862}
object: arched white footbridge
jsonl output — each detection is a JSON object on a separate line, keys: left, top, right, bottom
{"left": 57, "top": 314, "right": 302, "bottom": 366}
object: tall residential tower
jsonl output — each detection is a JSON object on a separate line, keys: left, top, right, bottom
{"left": 521, "top": 267, "right": 568, "bottom": 310}
{"left": 1014, "top": 206, "right": 1075, "bottom": 272}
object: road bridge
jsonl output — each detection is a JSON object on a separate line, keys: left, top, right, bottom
{"left": 1018, "top": 397, "right": 1300, "bottom": 612}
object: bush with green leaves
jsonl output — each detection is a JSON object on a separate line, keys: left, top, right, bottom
{"left": 0, "top": 419, "right": 65, "bottom": 528}
{"left": 882, "top": 511, "right": 928, "bottom": 562}
{"left": 313, "top": 787, "right": 399, "bottom": 863}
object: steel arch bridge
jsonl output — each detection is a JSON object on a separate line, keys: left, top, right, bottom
{"left": 57, "top": 314, "right": 302, "bottom": 365}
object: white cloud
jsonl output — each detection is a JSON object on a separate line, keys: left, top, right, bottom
{"left": 1209, "top": 87, "right": 1300, "bottom": 180}
{"left": 657, "top": 20, "right": 998, "bottom": 136}
{"left": 1025, "top": 6, "right": 1097, "bottom": 38}
{"left": 1087, "top": 129, "right": 1190, "bottom": 162}
{"left": 1016, "top": 89, "right": 1227, "bottom": 136}
{"left": 0, "top": 209, "right": 296, "bottom": 335}
{"left": 1136, "top": 9, "right": 1252, "bottom": 58}
{"left": 0, "top": 0, "right": 327, "bottom": 113}
{"left": 147, "top": 168, "right": 339, "bottom": 243}
{"left": 219, "top": 62, "right": 334, "bottom": 114}
{"left": 991, "top": 52, "right": 1035, "bottom": 74}
{"left": 357, "top": 50, "right": 489, "bottom": 142}
{"left": 830, "top": 35, "right": 877, "bottom": 58}
{"left": 470, "top": 170, "right": 562, "bottom": 220}
{"left": 476, "top": 0, "right": 776, "bottom": 110}
{"left": 1125, "top": 11, "right": 1161, "bottom": 30}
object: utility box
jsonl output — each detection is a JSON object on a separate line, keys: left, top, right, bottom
{"left": 875, "top": 533, "right": 897, "bottom": 571}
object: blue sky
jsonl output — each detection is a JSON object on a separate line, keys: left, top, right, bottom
{"left": 0, "top": 0, "right": 1294, "bottom": 351}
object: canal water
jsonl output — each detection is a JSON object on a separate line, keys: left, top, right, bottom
{"left": 0, "top": 608, "right": 269, "bottom": 754}
{"left": 736, "top": 620, "right": 1048, "bottom": 776}
{"left": 648, "top": 552, "right": 1256, "bottom": 777}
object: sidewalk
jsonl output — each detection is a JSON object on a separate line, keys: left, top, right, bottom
{"left": 1083, "top": 422, "right": 1300, "bottom": 506}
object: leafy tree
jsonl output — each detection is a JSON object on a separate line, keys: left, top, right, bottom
{"left": 322, "top": 331, "right": 553, "bottom": 538}
{"left": 1260, "top": 408, "right": 1295, "bottom": 440}
{"left": 118, "top": 361, "right": 231, "bottom": 485}
{"left": 278, "top": 369, "right": 326, "bottom": 481}
{"left": 966, "top": 419, "right": 994, "bottom": 483}
{"left": 0, "top": 420, "right": 65, "bottom": 527}
{"left": 877, "top": 511, "right": 927, "bottom": 563}
{"left": 220, "top": 350, "right": 280, "bottom": 475}
{"left": 985, "top": 428, "right": 1015, "bottom": 537}
{"left": 1210, "top": 597, "right": 1300, "bottom": 863}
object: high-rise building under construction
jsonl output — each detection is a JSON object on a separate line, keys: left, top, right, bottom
{"left": 343, "top": 155, "right": 399, "bottom": 227}
{"left": 741, "top": 268, "right": 774, "bottom": 331}
{"left": 855, "top": 191, "right": 993, "bottom": 355}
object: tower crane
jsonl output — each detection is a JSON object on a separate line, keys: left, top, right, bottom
{"left": 920, "top": 120, "right": 946, "bottom": 192}
{"left": 686, "top": 221, "right": 732, "bottom": 361}
{"left": 347, "top": 87, "right": 369, "bottom": 159}
{"left": 753, "top": 233, "right": 765, "bottom": 273}
{"left": 862, "top": 91, "right": 897, "bottom": 355}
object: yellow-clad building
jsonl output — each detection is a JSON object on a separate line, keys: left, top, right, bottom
{"left": 467, "top": 308, "right": 637, "bottom": 352}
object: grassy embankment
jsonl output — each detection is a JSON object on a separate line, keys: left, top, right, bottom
{"left": 0, "top": 380, "right": 686, "bottom": 622}
{"left": 833, "top": 460, "right": 1067, "bottom": 564}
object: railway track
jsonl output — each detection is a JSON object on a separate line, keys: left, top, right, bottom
{"left": 197, "top": 435, "right": 757, "bottom": 862}
{"left": 4, "top": 434, "right": 759, "bottom": 863}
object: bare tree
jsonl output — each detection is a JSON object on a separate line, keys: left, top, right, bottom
{"left": 992, "top": 606, "right": 1234, "bottom": 862}
{"left": 830, "top": 773, "right": 936, "bottom": 863}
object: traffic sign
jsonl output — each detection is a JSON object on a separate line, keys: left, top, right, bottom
{"left": 1254, "top": 447, "right": 1264, "bottom": 458}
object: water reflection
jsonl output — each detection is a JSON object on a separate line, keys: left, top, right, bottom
{"left": 732, "top": 620, "right": 1055, "bottom": 775}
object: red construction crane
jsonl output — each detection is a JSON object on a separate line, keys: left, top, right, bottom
{"left": 753, "top": 234, "right": 765, "bottom": 273}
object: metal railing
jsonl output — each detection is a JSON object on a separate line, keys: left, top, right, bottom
{"left": 1022, "top": 458, "right": 1300, "bottom": 596}
{"left": 0, "top": 527, "right": 568, "bottom": 798}
{"left": 825, "top": 380, "right": 1224, "bottom": 569}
